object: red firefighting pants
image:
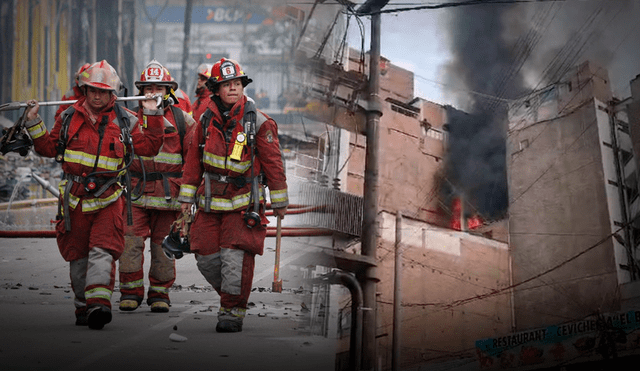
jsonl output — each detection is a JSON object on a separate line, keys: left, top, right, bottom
{"left": 56, "top": 197, "right": 124, "bottom": 311}
{"left": 118, "top": 207, "right": 178, "bottom": 305}
{"left": 190, "top": 211, "right": 266, "bottom": 311}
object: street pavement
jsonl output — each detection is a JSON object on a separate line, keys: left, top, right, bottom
{"left": 0, "top": 230, "right": 338, "bottom": 371}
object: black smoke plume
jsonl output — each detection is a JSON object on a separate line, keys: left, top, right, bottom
{"left": 441, "top": 3, "right": 524, "bottom": 220}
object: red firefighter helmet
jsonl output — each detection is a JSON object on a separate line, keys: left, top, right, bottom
{"left": 207, "top": 58, "right": 252, "bottom": 92}
{"left": 74, "top": 63, "right": 91, "bottom": 85}
{"left": 197, "top": 63, "right": 212, "bottom": 79}
{"left": 78, "top": 60, "right": 122, "bottom": 92}
{"left": 135, "top": 59, "right": 178, "bottom": 91}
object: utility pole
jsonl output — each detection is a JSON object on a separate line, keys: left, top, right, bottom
{"left": 141, "top": 0, "right": 169, "bottom": 59}
{"left": 357, "top": 1, "right": 388, "bottom": 369}
{"left": 179, "top": 0, "right": 194, "bottom": 91}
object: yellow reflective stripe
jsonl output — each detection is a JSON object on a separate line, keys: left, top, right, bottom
{"left": 227, "top": 159, "right": 251, "bottom": 173}
{"left": 26, "top": 122, "right": 47, "bottom": 139}
{"left": 68, "top": 193, "right": 81, "bottom": 209}
{"left": 269, "top": 189, "right": 288, "bottom": 203}
{"left": 119, "top": 279, "right": 144, "bottom": 290}
{"left": 154, "top": 152, "right": 182, "bottom": 165}
{"left": 96, "top": 156, "right": 122, "bottom": 170}
{"left": 132, "top": 195, "right": 180, "bottom": 210}
{"left": 64, "top": 149, "right": 123, "bottom": 171}
{"left": 57, "top": 180, "right": 80, "bottom": 211}
{"left": 81, "top": 188, "right": 123, "bottom": 212}
{"left": 149, "top": 286, "right": 169, "bottom": 294}
{"left": 198, "top": 190, "right": 264, "bottom": 211}
{"left": 202, "top": 152, "right": 251, "bottom": 173}
{"left": 179, "top": 185, "right": 197, "bottom": 199}
{"left": 220, "top": 307, "right": 247, "bottom": 317}
{"left": 203, "top": 151, "right": 226, "bottom": 169}
{"left": 137, "top": 155, "right": 154, "bottom": 161}
{"left": 85, "top": 287, "right": 112, "bottom": 301}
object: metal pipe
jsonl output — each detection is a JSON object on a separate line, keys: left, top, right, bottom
{"left": 265, "top": 204, "right": 327, "bottom": 216}
{"left": 323, "top": 270, "right": 363, "bottom": 371}
{"left": 0, "top": 95, "right": 162, "bottom": 112}
{"left": 392, "top": 212, "right": 403, "bottom": 371}
{"left": 0, "top": 227, "right": 334, "bottom": 239}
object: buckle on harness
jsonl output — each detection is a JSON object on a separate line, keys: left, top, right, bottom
{"left": 231, "top": 176, "right": 247, "bottom": 188}
{"left": 84, "top": 176, "right": 98, "bottom": 193}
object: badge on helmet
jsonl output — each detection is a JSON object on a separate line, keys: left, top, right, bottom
{"left": 135, "top": 60, "right": 178, "bottom": 90}
{"left": 206, "top": 58, "right": 252, "bottom": 92}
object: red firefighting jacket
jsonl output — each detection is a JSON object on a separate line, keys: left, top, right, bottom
{"left": 26, "top": 97, "right": 164, "bottom": 215}
{"left": 178, "top": 95, "right": 288, "bottom": 213}
{"left": 192, "top": 87, "right": 212, "bottom": 125}
{"left": 173, "top": 88, "right": 193, "bottom": 117}
{"left": 55, "top": 85, "right": 83, "bottom": 121}
{"left": 129, "top": 105, "right": 196, "bottom": 210}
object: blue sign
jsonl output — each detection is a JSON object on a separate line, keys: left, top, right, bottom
{"left": 144, "top": 6, "right": 268, "bottom": 24}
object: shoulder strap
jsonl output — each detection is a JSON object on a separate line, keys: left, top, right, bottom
{"left": 243, "top": 99, "right": 268, "bottom": 135}
{"left": 55, "top": 107, "right": 76, "bottom": 163}
{"left": 113, "top": 103, "right": 134, "bottom": 226}
{"left": 170, "top": 105, "right": 186, "bottom": 151}
{"left": 114, "top": 103, "right": 131, "bottom": 131}
{"left": 200, "top": 108, "right": 214, "bottom": 145}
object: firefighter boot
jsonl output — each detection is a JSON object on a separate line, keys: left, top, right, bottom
{"left": 146, "top": 242, "right": 175, "bottom": 313}
{"left": 119, "top": 299, "right": 141, "bottom": 311}
{"left": 150, "top": 302, "right": 170, "bottom": 312}
{"left": 87, "top": 304, "right": 112, "bottom": 330}
{"left": 75, "top": 307, "right": 88, "bottom": 326}
{"left": 119, "top": 236, "right": 145, "bottom": 311}
{"left": 216, "top": 307, "right": 245, "bottom": 333}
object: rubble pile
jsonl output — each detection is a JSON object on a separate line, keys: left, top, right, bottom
{"left": 0, "top": 151, "right": 61, "bottom": 203}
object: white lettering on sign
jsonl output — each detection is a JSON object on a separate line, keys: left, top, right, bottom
{"left": 213, "top": 8, "right": 244, "bottom": 23}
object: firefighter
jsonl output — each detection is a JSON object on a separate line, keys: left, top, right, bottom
{"left": 23, "top": 60, "right": 165, "bottom": 330}
{"left": 171, "top": 76, "right": 193, "bottom": 116}
{"left": 118, "top": 60, "right": 196, "bottom": 313}
{"left": 54, "top": 62, "right": 91, "bottom": 121}
{"left": 192, "top": 63, "right": 212, "bottom": 124}
{"left": 178, "top": 58, "right": 288, "bottom": 332}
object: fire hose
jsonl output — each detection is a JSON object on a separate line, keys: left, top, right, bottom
{"left": 0, "top": 226, "right": 332, "bottom": 239}
{"left": 0, "top": 202, "right": 333, "bottom": 238}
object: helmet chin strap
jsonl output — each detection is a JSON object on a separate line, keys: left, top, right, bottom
{"left": 163, "top": 89, "right": 179, "bottom": 107}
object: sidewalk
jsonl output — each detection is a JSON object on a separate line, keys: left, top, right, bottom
{"left": 0, "top": 235, "right": 338, "bottom": 371}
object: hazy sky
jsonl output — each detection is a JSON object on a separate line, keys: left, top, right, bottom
{"left": 347, "top": 7, "right": 450, "bottom": 105}
{"left": 348, "top": 0, "right": 640, "bottom": 110}
{"left": 346, "top": 0, "right": 640, "bottom": 219}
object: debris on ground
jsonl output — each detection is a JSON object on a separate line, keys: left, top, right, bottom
{"left": 169, "top": 333, "right": 188, "bottom": 342}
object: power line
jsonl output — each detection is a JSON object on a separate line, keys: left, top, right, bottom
{"left": 362, "top": 0, "right": 571, "bottom": 15}
{"left": 442, "top": 213, "right": 639, "bottom": 310}
{"left": 414, "top": 73, "right": 513, "bottom": 104}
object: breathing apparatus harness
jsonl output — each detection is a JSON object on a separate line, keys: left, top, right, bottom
{"left": 128, "top": 102, "right": 186, "bottom": 202}
{"left": 198, "top": 98, "right": 265, "bottom": 228}
{"left": 56, "top": 103, "right": 136, "bottom": 230}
